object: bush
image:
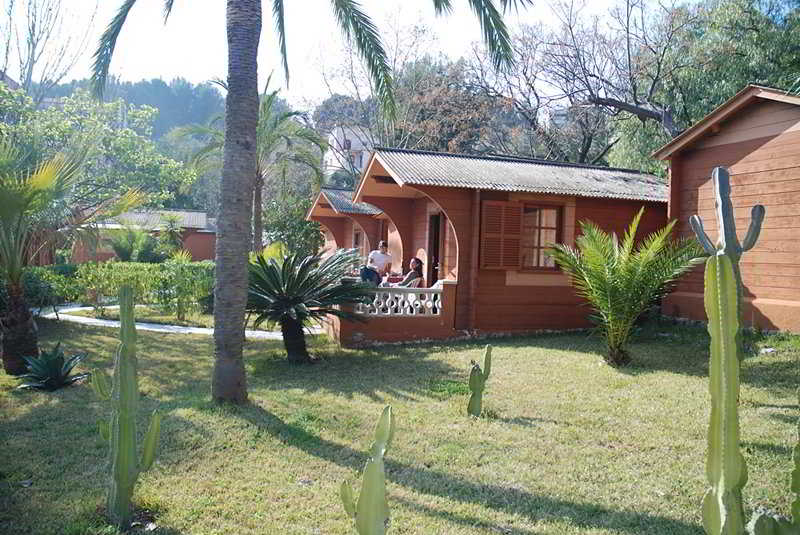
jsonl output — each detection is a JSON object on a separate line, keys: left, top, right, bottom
{"left": 75, "top": 259, "right": 215, "bottom": 319}
{"left": 0, "top": 264, "right": 81, "bottom": 317}
{"left": 156, "top": 252, "right": 214, "bottom": 321}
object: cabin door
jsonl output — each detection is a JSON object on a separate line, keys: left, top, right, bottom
{"left": 427, "top": 213, "right": 442, "bottom": 286}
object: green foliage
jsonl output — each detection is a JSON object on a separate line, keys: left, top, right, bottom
{"left": 467, "top": 345, "right": 492, "bottom": 417}
{"left": 16, "top": 343, "right": 89, "bottom": 391}
{"left": 75, "top": 260, "right": 214, "bottom": 320}
{"left": 90, "top": 285, "right": 161, "bottom": 530}
{"left": 106, "top": 226, "right": 166, "bottom": 263}
{"left": 340, "top": 405, "right": 395, "bottom": 535}
{"left": 246, "top": 249, "right": 372, "bottom": 361}
{"left": 263, "top": 195, "right": 325, "bottom": 257}
{"left": 549, "top": 208, "right": 704, "bottom": 366}
{"left": 157, "top": 251, "right": 209, "bottom": 321}
{"left": 0, "top": 86, "right": 194, "bottom": 208}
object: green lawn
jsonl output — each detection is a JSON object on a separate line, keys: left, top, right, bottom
{"left": 62, "top": 306, "right": 272, "bottom": 330}
{"left": 1, "top": 319, "right": 797, "bottom": 534}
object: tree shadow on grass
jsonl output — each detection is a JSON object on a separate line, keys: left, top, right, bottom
{"left": 393, "top": 495, "right": 542, "bottom": 535}
{"left": 230, "top": 401, "right": 703, "bottom": 535}
{"left": 249, "top": 342, "right": 462, "bottom": 402}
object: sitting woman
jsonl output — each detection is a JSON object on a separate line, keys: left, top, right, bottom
{"left": 387, "top": 257, "right": 424, "bottom": 287}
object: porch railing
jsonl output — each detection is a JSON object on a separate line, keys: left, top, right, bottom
{"left": 356, "top": 286, "right": 442, "bottom": 317}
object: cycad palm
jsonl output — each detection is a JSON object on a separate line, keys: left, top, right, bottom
{"left": 94, "top": 0, "right": 531, "bottom": 403}
{"left": 247, "top": 249, "right": 372, "bottom": 363}
{"left": 178, "top": 78, "right": 326, "bottom": 252}
{"left": 0, "top": 140, "right": 87, "bottom": 374}
{"left": 548, "top": 209, "right": 703, "bottom": 366}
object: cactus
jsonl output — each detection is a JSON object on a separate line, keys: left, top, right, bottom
{"left": 340, "top": 405, "right": 395, "bottom": 535}
{"left": 467, "top": 345, "right": 492, "bottom": 417}
{"left": 691, "top": 167, "right": 765, "bottom": 535}
{"left": 91, "top": 285, "right": 161, "bottom": 530}
{"left": 746, "top": 391, "right": 800, "bottom": 535}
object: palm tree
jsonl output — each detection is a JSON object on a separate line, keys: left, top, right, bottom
{"left": 93, "top": 0, "right": 531, "bottom": 403}
{"left": 0, "top": 140, "right": 86, "bottom": 375}
{"left": 247, "top": 249, "right": 372, "bottom": 363}
{"left": 548, "top": 209, "right": 704, "bottom": 367}
{"left": 179, "top": 78, "right": 326, "bottom": 252}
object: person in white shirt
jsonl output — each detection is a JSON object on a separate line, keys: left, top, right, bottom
{"left": 360, "top": 240, "right": 392, "bottom": 286}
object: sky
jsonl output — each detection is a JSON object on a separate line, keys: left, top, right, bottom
{"left": 6, "top": 0, "right": 612, "bottom": 108}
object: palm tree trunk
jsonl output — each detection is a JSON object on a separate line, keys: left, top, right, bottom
{"left": 1, "top": 283, "right": 39, "bottom": 375}
{"left": 252, "top": 175, "right": 263, "bottom": 253}
{"left": 211, "top": 0, "right": 262, "bottom": 404}
{"left": 280, "top": 318, "right": 311, "bottom": 364}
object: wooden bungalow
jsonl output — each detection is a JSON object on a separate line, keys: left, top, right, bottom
{"left": 654, "top": 85, "right": 800, "bottom": 331}
{"left": 309, "top": 147, "right": 668, "bottom": 346}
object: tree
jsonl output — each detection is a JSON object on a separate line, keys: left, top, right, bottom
{"left": 179, "top": 79, "right": 325, "bottom": 252}
{"left": 0, "top": 85, "right": 195, "bottom": 209}
{"left": 0, "top": 137, "right": 134, "bottom": 375}
{"left": 534, "top": 0, "right": 800, "bottom": 170}
{"left": 94, "top": 0, "right": 530, "bottom": 403}
{"left": 469, "top": 24, "right": 618, "bottom": 163}
{"left": 247, "top": 250, "right": 372, "bottom": 363}
{"left": 548, "top": 209, "right": 703, "bottom": 367}
{"left": 263, "top": 194, "right": 324, "bottom": 258}
{"left": 0, "top": 0, "right": 98, "bottom": 104}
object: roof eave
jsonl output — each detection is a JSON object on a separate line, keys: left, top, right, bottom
{"left": 652, "top": 84, "right": 800, "bottom": 160}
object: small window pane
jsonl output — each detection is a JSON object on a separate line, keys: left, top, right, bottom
{"left": 541, "top": 229, "right": 557, "bottom": 247}
{"left": 540, "top": 250, "right": 555, "bottom": 267}
{"left": 541, "top": 208, "right": 558, "bottom": 227}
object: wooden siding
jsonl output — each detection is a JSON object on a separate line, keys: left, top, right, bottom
{"left": 665, "top": 98, "right": 800, "bottom": 330}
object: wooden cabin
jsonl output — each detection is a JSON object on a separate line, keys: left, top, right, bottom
{"left": 309, "top": 148, "right": 667, "bottom": 346}
{"left": 654, "top": 85, "right": 800, "bottom": 331}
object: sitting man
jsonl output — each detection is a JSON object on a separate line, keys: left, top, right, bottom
{"left": 360, "top": 240, "right": 392, "bottom": 286}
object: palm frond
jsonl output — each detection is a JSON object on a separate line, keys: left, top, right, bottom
{"left": 163, "top": 0, "right": 176, "bottom": 23}
{"left": 271, "top": 0, "right": 289, "bottom": 84}
{"left": 331, "top": 0, "right": 396, "bottom": 119}
{"left": 466, "top": 0, "right": 515, "bottom": 70}
{"left": 92, "top": 0, "right": 139, "bottom": 98}
{"left": 549, "top": 210, "right": 703, "bottom": 365}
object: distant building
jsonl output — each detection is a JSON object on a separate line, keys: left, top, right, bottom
{"left": 323, "top": 126, "right": 373, "bottom": 179}
{"left": 72, "top": 209, "right": 217, "bottom": 263}
{"left": 0, "top": 71, "right": 21, "bottom": 90}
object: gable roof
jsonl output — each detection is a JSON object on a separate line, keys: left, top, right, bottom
{"left": 101, "top": 210, "right": 216, "bottom": 232}
{"left": 319, "top": 187, "right": 381, "bottom": 216}
{"left": 652, "top": 85, "right": 800, "bottom": 160}
{"left": 370, "top": 147, "right": 666, "bottom": 203}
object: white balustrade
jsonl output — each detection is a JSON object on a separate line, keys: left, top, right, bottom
{"left": 356, "top": 286, "right": 442, "bottom": 317}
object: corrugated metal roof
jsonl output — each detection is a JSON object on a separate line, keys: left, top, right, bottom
{"left": 105, "top": 210, "right": 213, "bottom": 231}
{"left": 321, "top": 188, "right": 382, "bottom": 215}
{"left": 374, "top": 148, "right": 667, "bottom": 202}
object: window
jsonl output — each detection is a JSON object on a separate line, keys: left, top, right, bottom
{"left": 520, "top": 205, "right": 561, "bottom": 269}
{"left": 480, "top": 200, "right": 562, "bottom": 270}
{"left": 343, "top": 138, "right": 352, "bottom": 150}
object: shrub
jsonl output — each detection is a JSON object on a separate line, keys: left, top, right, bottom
{"left": 548, "top": 208, "right": 704, "bottom": 366}
{"left": 74, "top": 259, "right": 215, "bottom": 319}
{"left": 156, "top": 251, "right": 214, "bottom": 321}
{"left": 17, "top": 342, "right": 89, "bottom": 391}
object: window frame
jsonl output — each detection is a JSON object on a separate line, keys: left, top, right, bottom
{"left": 519, "top": 202, "right": 564, "bottom": 272}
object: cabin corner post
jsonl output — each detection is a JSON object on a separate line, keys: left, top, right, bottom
{"left": 469, "top": 189, "right": 481, "bottom": 331}
{"left": 667, "top": 154, "right": 682, "bottom": 221}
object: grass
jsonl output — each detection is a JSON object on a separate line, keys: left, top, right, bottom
{"left": 63, "top": 305, "right": 272, "bottom": 330}
{"left": 1, "top": 318, "right": 798, "bottom": 534}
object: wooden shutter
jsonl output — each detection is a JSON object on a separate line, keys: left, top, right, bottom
{"left": 480, "top": 201, "right": 523, "bottom": 269}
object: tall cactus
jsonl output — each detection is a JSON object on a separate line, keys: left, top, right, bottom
{"left": 467, "top": 345, "right": 492, "bottom": 417}
{"left": 691, "top": 167, "right": 764, "bottom": 535}
{"left": 91, "top": 285, "right": 161, "bottom": 529}
{"left": 746, "top": 391, "right": 800, "bottom": 535}
{"left": 340, "top": 405, "right": 395, "bottom": 535}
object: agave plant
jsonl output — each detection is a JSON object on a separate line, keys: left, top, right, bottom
{"left": 17, "top": 342, "right": 89, "bottom": 391}
{"left": 247, "top": 249, "right": 373, "bottom": 363}
{"left": 549, "top": 208, "right": 704, "bottom": 366}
